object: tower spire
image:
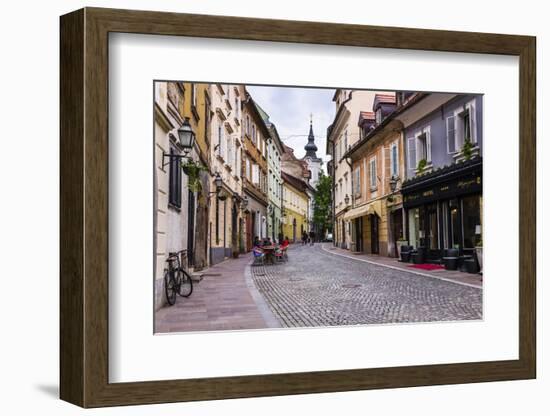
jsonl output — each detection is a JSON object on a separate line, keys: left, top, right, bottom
{"left": 304, "top": 114, "right": 318, "bottom": 158}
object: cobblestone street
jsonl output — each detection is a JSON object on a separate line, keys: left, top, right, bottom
{"left": 251, "top": 243, "right": 483, "bottom": 327}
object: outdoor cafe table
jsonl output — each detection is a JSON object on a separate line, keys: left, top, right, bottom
{"left": 262, "top": 245, "right": 277, "bottom": 264}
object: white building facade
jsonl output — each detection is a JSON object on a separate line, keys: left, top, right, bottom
{"left": 208, "top": 84, "right": 245, "bottom": 264}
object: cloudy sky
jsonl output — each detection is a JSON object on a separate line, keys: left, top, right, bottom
{"left": 247, "top": 85, "right": 336, "bottom": 167}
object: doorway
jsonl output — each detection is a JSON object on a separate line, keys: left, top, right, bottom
{"left": 391, "top": 210, "right": 404, "bottom": 257}
{"left": 370, "top": 214, "right": 379, "bottom": 254}
{"left": 354, "top": 217, "right": 363, "bottom": 252}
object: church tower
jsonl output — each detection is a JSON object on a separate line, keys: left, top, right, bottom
{"left": 302, "top": 115, "right": 323, "bottom": 188}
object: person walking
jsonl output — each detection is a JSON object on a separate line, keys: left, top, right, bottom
{"left": 309, "top": 230, "right": 315, "bottom": 246}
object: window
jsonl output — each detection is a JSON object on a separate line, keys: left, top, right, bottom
{"left": 375, "top": 108, "right": 382, "bottom": 124}
{"left": 226, "top": 135, "right": 232, "bottom": 168}
{"left": 454, "top": 100, "right": 477, "bottom": 150}
{"left": 245, "top": 157, "right": 250, "bottom": 180}
{"left": 234, "top": 146, "right": 240, "bottom": 175}
{"left": 415, "top": 126, "right": 431, "bottom": 165}
{"left": 344, "top": 176, "right": 349, "bottom": 196}
{"left": 217, "top": 122, "right": 225, "bottom": 157}
{"left": 353, "top": 167, "right": 361, "bottom": 196}
{"left": 168, "top": 147, "right": 182, "bottom": 208}
{"left": 416, "top": 132, "right": 427, "bottom": 162}
{"left": 235, "top": 97, "right": 239, "bottom": 118}
{"left": 446, "top": 116, "right": 456, "bottom": 154}
{"left": 252, "top": 125, "right": 257, "bottom": 145}
{"left": 463, "top": 110, "right": 471, "bottom": 142}
{"left": 344, "top": 130, "right": 348, "bottom": 151}
{"left": 191, "top": 83, "right": 197, "bottom": 108}
{"left": 407, "top": 137, "right": 416, "bottom": 171}
{"left": 252, "top": 163, "right": 260, "bottom": 185}
{"left": 390, "top": 143, "right": 399, "bottom": 177}
{"left": 369, "top": 157, "right": 377, "bottom": 190}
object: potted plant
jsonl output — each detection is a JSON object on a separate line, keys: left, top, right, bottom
{"left": 181, "top": 159, "right": 207, "bottom": 193}
{"left": 416, "top": 158, "right": 428, "bottom": 174}
{"left": 461, "top": 139, "right": 474, "bottom": 161}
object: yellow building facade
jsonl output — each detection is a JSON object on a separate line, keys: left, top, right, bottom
{"left": 281, "top": 172, "right": 309, "bottom": 243}
{"left": 345, "top": 118, "right": 405, "bottom": 257}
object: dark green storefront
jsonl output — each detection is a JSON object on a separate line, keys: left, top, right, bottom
{"left": 401, "top": 157, "right": 482, "bottom": 263}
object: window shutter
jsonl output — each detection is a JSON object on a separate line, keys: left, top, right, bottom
{"left": 415, "top": 134, "right": 422, "bottom": 165}
{"left": 467, "top": 101, "right": 477, "bottom": 143}
{"left": 169, "top": 148, "right": 176, "bottom": 205}
{"left": 168, "top": 148, "right": 181, "bottom": 208}
{"left": 447, "top": 116, "right": 456, "bottom": 153}
{"left": 394, "top": 144, "right": 399, "bottom": 176}
{"left": 407, "top": 137, "right": 416, "bottom": 171}
{"left": 425, "top": 127, "right": 432, "bottom": 162}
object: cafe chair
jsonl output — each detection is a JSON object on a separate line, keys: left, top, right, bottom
{"left": 252, "top": 247, "right": 265, "bottom": 266}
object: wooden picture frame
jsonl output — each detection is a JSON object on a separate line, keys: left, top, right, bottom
{"left": 60, "top": 7, "right": 536, "bottom": 408}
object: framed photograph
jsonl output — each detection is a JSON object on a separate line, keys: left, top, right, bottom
{"left": 60, "top": 7, "right": 536, "bottom": 408}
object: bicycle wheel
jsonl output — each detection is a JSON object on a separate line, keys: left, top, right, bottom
{"left": 164, "top": 269, "right": 177, "bottom": 306}
{"left": 177, "top": 268, "right": 193, "bottom": 297}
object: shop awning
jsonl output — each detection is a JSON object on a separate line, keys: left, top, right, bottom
{"left": 343, "top": 200, "right": 382, "bottom": 220}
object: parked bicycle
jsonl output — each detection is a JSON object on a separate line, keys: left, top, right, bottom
{"left": 164, "top": 249, "right": 193, "bottom": 306}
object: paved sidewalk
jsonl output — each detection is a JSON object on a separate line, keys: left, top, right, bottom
{"left": 322, "top": 244, "right": 482, "bottom": 288}
{"left": 155, "top": 254, "right": 280, "bottom": 333}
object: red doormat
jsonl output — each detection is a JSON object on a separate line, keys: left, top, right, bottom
{"left": 407, "top": 264, "right": 445, "bottom": 271}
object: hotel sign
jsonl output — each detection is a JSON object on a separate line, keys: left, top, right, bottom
{"left": 403, "top": 175, "right": 481, "bottom": 207}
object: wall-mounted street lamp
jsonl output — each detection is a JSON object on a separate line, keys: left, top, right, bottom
{"left": 344, "top": 194, "right": 350, "bottom": 206}
{"left": 389, "top": 175, "right": 400, "bottom": 193}
{"left": 162, "top": 117, "right": 196, "bottom": 168}
{"left": 213, "top": 171, "right": 223, "bottom": 192}
{"left": 207, "top": 172, "right": 225, "bottom": 200}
